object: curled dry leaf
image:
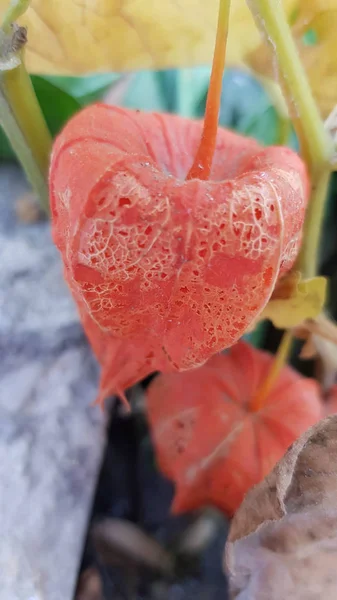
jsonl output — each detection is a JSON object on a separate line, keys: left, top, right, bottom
{"left": 146, "top": 341, "right": 322, "bottom": 517}
{"left": 225, "top": 416, "right": 337, "bottom": 600}
{"left": 0, "top": 25, "right": 23, "bottom": 71}
{"left": 50, "top": 104, "right": 309, "bottom": 403}
{"left": 302, "top": 334, "right": 337, "bottom": 390}
{"left": 295, "top": 313, "right": 337, "bottom": 345}
{"left": 75, "top": 568, "right": 103, "bottom": 600}
{"left": 294, "top": 313, "right": 337, "bottom": 389}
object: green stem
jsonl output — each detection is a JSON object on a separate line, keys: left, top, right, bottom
{"left": 0, "top": 0, "right": 51, "bottom": 213}
{"left": 0, "top": 59, "right": 51, "bottom": 213}
{"left": 0, "top": 81, "right": 48, "bottom": 204}
{"left": 296, "top": 167, "right": 331, "bottom": 279}
{"left": 3, "top": 58, "right": 51, "bottom": 175}
{"left": 247, "top": 0, "right": 334, "bottom": 278}
{"left": 247, "top": 0, "right": 332, "bottom": 169}
{"left": 2, "top": 0, "right": 31, "bottom": 33}
{"left": 250, "top": 330, "right": 293, "bottom": 412}
{"left": 276, "top": 114, "right": 291, "bottom": 147}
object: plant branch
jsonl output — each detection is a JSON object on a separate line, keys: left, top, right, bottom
{"left": 250, "top": 330, "right": 293, "bottom": 412}
{"left": 0, "top": 85, "right": 48, "bottom": 204}
{"left": 246, "top": 0, "right": 332, "bottom": 170}
{"left": 247, "top": 0, "right": 334, "bottom": 279}
{"left": 186, "top": 0, "right": 231, "bottom": 180}
{"left": 0, "top": 0, "right": 51, "bottom": 213}
{"left": 2, "top": 0, "right": 30, "bottom": 32}
{"left": 296, "top": 168, "right": 331, "bottom": 279}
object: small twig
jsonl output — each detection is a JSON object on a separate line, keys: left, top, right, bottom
{"left": 247, "top": 0, "right": 333, "bottom": 280}
{"left": 250, "top": 330, "right": 293, "bottom": 412}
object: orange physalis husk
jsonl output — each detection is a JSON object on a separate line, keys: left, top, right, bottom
{"left": 146, "top": 341, "right": 323, "bottom": 517}
{"left": 49, "top": 104, "right": 309, "bottom": 404}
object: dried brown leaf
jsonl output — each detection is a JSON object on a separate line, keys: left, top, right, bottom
{"left": 173, "top": 508, "right": 224, "bottom": 557}
{"left": 225, "top": 416, "right": 337, "bottom": 599}
{"left": 91, "top": 518, "right": 173, "bottom": 575}
{"left": 75, "top": 568, "right": 103, "bottom": 600}
{"left": 271, "top": 271, "right": 301, "bottom": 301}
{"left": 15, "top": 192, "right": 44, "bottom": 224}
{"left": 294, "top": 313, "right": 337, "bottom": 346}
{"left": 294, "top": 313, "right": 337, "bottom": 389}
{"left": 298, "top": 336, "right": 316, "bottom": 359}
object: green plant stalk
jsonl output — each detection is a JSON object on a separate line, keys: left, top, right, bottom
{"left": 250, "top": 330, "right": 293, "bottom": 412}
{"left": 277, "top": 114, "right": 291, "bottom": 147}
{"left": 2, "top": 0, "right": 31, "bottom": 32}
{"left": 254, "top": 75, "right": 291, "bottom": 145}
{"left": 0, "top": 59, "right": 51, "bottom": 212}
{"left": 4, "top": 58, "right": 51, "bottom": 172}
{"left": 1, "top": 0, "right": 52, "bottom": 213}
{"left": 247, "top": 0, "right": 334, "bottom": 279}
{"left": 0, "top": 80, "right": 48, "bottom": 204}
{"left": 297, "top": 168, "right": 331, "bottom": 279}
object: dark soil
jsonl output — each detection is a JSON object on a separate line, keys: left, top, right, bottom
{"left": 75, "top": 385, "right": 229, "bottom": 600}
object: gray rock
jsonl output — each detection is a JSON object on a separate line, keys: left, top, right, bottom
{"left": 0, "top": 165, "right": 106, "bottom": 600}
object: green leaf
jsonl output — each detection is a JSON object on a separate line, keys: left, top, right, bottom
{"left": 0, "top": 126, "right": 14, "bottom": 159}
{"left": 155, "top": 69, "right": 178, "bottom": 113}
{"left": 121, "top": 67, "right": 211, "bottom": 117}
{"left": 31, "top": 76, "right": 81, "bottom": 136}
{"left": 41, "top": 73, "right": 120, "bottom": 105}
{"left": 302, "top": 28, "right": 318, "bottom": 46}
{"left": 218, "top": 68, "right": 297, "bottom": 148}
{"left": 0, "top": 74, "right": 81, "bottom": 160}
{"left": 245, "top": 320, "right": 268, "bottom": 348}
{"left": 175, "top": 67, "right": 211, "bottom": 117}
{"left": 242, "top": 106, "right": 279, "bottom": 145}
{"left": 123, "top": 71, "right": 167, "bottom": 112}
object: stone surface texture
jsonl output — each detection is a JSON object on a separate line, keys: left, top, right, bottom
{"left": 0, "top": 165, "right": 105, "bottom": 600}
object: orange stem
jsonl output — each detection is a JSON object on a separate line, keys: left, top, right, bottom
{"left": 250, "top": 330, "right": 293, "bottom": 412}
{"left": 186, "top": 0, "right": 231, "bottom": 181}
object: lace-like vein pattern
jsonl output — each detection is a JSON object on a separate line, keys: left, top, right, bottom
{"left": 49, "top": 104, "right": 309, "bottom": 402}
{"left": 146, "top": 342, "right": 322, "bottom": 516}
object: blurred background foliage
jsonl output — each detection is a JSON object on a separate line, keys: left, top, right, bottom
{"left": 0, "top": 67, "right": 297, "bottom": 160}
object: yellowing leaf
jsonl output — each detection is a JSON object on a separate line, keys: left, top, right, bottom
{"left": 0, "top": 0, "right": 213, "bottom": 74}
{"left": 261, "top": 273, "right": 327, "bottom": 329}
{"left": 0, "top": 0, "right": 296, "bottom": 75}
{"left": 247, "top": 0, "right": 337, "bottom": 118}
